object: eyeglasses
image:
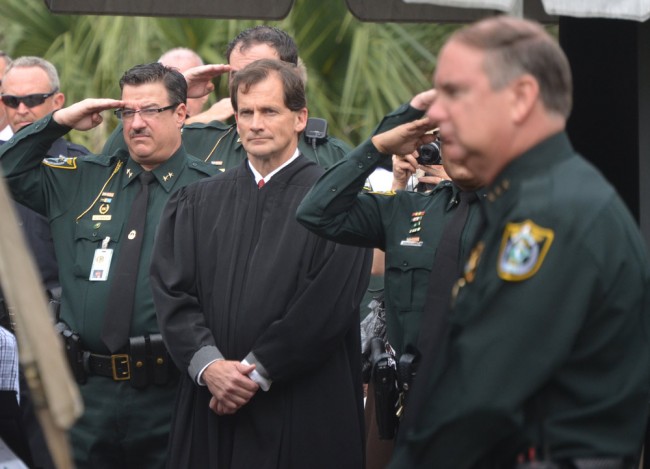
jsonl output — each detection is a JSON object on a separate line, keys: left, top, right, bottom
{"left": 114, "top": 103, "right": 179, "bottom": 121}
{"left": 1, "top": 88, "right": 59, "bottom": 109}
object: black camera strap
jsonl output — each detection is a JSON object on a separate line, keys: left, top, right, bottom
{"left": 401, "top": 188, "right": 478, "bottom": 430}
{"left": 416, "top": 189, "right": 477, "bottom": 353}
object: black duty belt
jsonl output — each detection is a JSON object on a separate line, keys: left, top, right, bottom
{"left": 83, "top": 334, "right": 174, "bottom": 388}
{"left": 57, "top": 323, "right": 175, "bottom": 387}
{"left": 87, "top": 352, "right": 132, "bottom": 381}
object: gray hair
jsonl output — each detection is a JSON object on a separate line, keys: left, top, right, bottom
{"left": 5, "top": 56, "right": 61, "bottom": 91}
{"left": 451, "top": 16, "right": 572, "bottom": 118}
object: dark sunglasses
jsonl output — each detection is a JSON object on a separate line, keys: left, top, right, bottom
{"left": 1, "top": 88, "right": 59, "bottom": 109}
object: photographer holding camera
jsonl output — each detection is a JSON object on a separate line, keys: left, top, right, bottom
{"left": 297, "top": 89, "right": 484, "bottom": 468}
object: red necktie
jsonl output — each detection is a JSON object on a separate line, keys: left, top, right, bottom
{"left": 258, "top": 179, "right": 265, "bottom": 189}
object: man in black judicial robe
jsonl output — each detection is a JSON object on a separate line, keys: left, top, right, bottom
{"left": 150, "top": 59, "right": 370, "bottom": 468}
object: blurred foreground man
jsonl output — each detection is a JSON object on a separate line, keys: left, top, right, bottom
{"left": 388, "top": 15, "right": 650, "bottom": 469}
{"left": 151, "top": 59, "right": 369, "bottom": 469}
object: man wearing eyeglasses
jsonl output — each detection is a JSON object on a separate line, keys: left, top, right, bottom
{"left": 0, "top": 62, "right": 217, "bottom": 469}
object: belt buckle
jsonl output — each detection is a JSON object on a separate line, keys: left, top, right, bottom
{"left": 110, "top": 354, "right": 130, "bottom": 381}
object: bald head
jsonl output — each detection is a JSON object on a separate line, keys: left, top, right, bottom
{"left": 158, "top": 48, "right": 207, "bottom": 117}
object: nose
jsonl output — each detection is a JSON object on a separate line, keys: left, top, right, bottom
{"left": 130, "top": 111, "right": 147, "bottom": 128}
{"left": 426, "top": 97, "right": 446, "bottom": 124}
{"left": 15, "top": 102, "right": 30, "bottom": 114}
{"left": 250, "top": 111, "right": 263, "bottom": 130}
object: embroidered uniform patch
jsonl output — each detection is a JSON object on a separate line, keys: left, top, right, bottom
{"left": 498, "top": 220, "right": 554, "bottom": 281}
{"left": 43, "top": 156, "right": 77, "bottom": 170}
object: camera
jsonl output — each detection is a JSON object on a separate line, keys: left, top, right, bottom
{"left": 416, "top": 139, "right": 442, "bottom": 166}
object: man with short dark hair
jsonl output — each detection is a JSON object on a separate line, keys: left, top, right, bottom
{"left": 151, "top": 59, "right": 370, "bottom": 468}
{"left": 0, "top": 62, "right": 217, "bottom": 469}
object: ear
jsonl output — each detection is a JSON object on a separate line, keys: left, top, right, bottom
{"left": 174, "top": 103, "right": 187, "bottom": 128}
{"left": 509, "top": 74, "right": 539, "bottom": 124}
{"left": 52, "top": 92, "right": 65, "bottom": 111}
{"left": 294, "top": 107, "right": 308, "bottom": 133}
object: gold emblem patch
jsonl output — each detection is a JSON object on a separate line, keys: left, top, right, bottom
{"left": 498, "top": 220, "right": 554, "bottom": 281}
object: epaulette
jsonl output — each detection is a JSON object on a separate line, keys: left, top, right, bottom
{"left": 365, "top": 190, "right": 397, "bottom": 196}
{"left": 185, "top": 154, "right": 219, "bottom": 176}
{"left": 66, "top": 141, "right": 91, "bottom": 156}
{"left": 182, "top": 120, "right": 234, "bottom": 132}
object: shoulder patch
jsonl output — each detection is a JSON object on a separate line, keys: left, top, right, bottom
{"left": 43, "top": 156, "right": 78, "bottom": 170}
{"left": 498, "top": 220, "right": 554, "bottom": 281}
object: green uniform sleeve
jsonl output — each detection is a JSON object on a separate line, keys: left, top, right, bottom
{"left": 296, "top": 102, "right": 425, "bottom": 248}
{"left": 0, "top": 114, "right": 79, "bottom": 216}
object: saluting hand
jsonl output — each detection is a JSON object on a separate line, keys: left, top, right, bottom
{"left": 409, "top": 89, "right": 437, "bottom": 111}
{"left": 184, "top": 64, "right": 232, "bottom": 99}
{"left": 53, "top": 98, "right": 124, "bottom": 131}
{"left": 372, "top": 116, "right": 438, "bottom": 157}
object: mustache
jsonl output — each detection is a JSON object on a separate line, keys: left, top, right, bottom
{"left": 129, "top": 128, "right": 151, "bottom": 138}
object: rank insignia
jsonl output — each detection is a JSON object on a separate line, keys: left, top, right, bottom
{"left": 126, "top": 168, "right": 133, "bottom": 179}
{"left": 163, "top": 172, "right": 174, "bottom": 182}
{"left": 43, "top": 156, "right": 77, "bottom": 170}
{"left": 464, "top": 241, "right": 485, "bottom": 283}
{"left": 498, "top": 220, "right": 554, "bottom": 281}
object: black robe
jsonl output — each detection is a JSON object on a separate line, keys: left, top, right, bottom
{"left": 151, "top": 155, "right": 370, "bottom": 469}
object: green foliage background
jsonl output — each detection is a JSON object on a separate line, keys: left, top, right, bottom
{"left": 0, "top": 0, "right": 458, "bottom": 152}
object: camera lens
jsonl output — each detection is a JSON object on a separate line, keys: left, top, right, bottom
{"left": 416, "top": 140, "right": 442, "bottom": 165}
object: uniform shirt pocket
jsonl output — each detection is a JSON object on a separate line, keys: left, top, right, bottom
{"left": 72, "top": 219, "right": 124, "bottom": 278}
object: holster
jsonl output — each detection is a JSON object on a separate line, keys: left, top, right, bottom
{"left": 397, "top": 352, "right": 419, "bottom": 400}
{"left": 128, "top": 334, "right": 171, "bottom": 389}
{"left": 55, "top": 321, "right": 88, "bottom": 385}
{"left": 370, "top": 337, "right": 399, "bottom": 440}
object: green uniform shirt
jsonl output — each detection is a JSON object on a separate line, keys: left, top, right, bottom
{"left": 103, "top": 120, "right": 351, "bottom": 171}
{"left": 0, "top": 115, "right": 217, "bottom": 353}
{"left": 297, "top": 103, "right": 483, "bottom": 356}
{"left": 391, "top": 133, "right": 650, "bottom": 467}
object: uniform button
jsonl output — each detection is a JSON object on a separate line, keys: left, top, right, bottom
{"left": 402, "top": 261, "right": 408, "bottom": 266}
{"left": 8, "top": 139, "right": 14, "bottom": 144}
{"left": 156, "top": 357, "right": 164, "bottom": 365}
{"left": 135, "top": 361, "right": 144, "bottom": 368}
{"left": 192, "top": 162, "right": 197, "bottom": 166}
{"left": 330, "top": 186, "right": 337, "bottom": 192}
{"left": 92, "top": 232, "right": 97, "bottom": 237}
{"left": 357, "top": 163, "right": 364, "bottom": 169}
